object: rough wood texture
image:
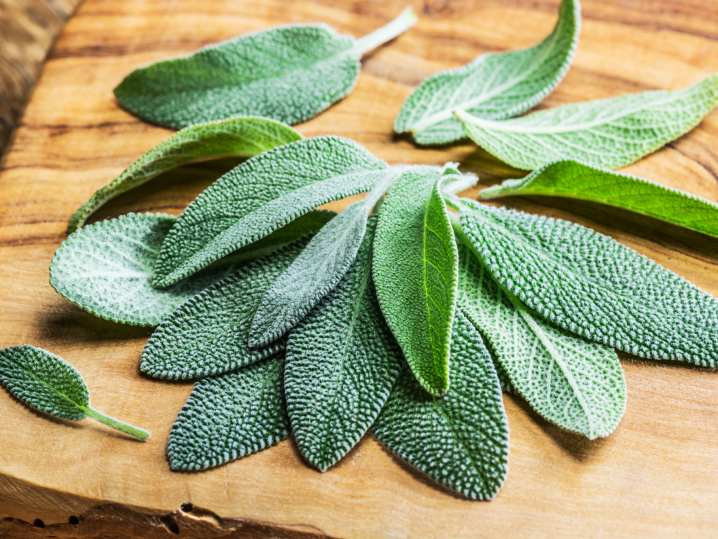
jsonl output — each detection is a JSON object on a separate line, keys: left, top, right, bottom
{"left": 0, "top": 0, "right": 82, "bottom": 163}
{"left": 1, "top": 0, "right": 718, "bottom": 537}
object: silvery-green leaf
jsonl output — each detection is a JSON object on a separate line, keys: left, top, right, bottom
{"left": 141, "top": 239, "right": 311, "bottom": 380}
{"left": 284, "top": 218, "right": 402, "bottom": 471}
{"left": 167, "top": 355, "right": 288, "bottom": 471}
{"left": 68, "top": 118, "right": 302, "bottom": 233}
{"left": 51, "top": 212, "right": 332, "bottom": 326}
{"left": 371, "top": 311, "right": 509, "bottom": 501}
{"left": 373, "top": 168, "right": 459, "bottom": 396}
{"left": 456, "top": 240, "right": 625, "bottom": 439}
{"left": 458, "top": 198, "right": 718, "bottom": 366}
{"left": 114, "top": 9, "right": 416, "bottom": 129}
{"left": 456, "top": 74, "right": 718, "bottom": 170}
{"left": 481, "top": 159, "right": 718, "bottom": 239}
{"left": 153, "top": 136, "right": 389, "bottom": 288}
{"left": 396, "top": 0, "right": 580, "bottom": 145}
{"left": 0, "top": 345, "right": 149, "bottom": 440}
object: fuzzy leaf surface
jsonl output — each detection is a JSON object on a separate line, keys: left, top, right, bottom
{"left": 457, "top": 241, "right": 625, "bottom": 438}
{"left": 153, "top": 136, "right": 388, "bottom": 287}
{"left": 167, "top": 355, "right": 288, "bottom": 471}
{"left": 481, "top": 159, "right": 718, "bottom": 239}
{"left": 51, "top": 212, "right": 331, "bottom": 326}
{"left": 372, "top": 311, "right": 509, "bottom": 500}
{"left": 395, "top": 0, "right": 580, "bottom": 144}
{"left": 68, "top": 118, "right": 302, "bottom": 233}
{"left": 459, "top": 199, "right": 718, "bottom": 366}
{"left": 284, "top": 218, "right": 401, "bottom": 471}
{"left": 373, "top": 168, "right": 458, "bottom": 395}
{"left": 141, "top": 239, "right": 310, "bottom": 380}
{"left": 249, "top": 200, "right": 369, "bottom": 347}
{"left": 457, "top": 74, "right": 718, "bottom": 169}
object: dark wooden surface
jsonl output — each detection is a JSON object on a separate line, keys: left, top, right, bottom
{"left": 2, "top": 0, "right": 718, "bottom": 537}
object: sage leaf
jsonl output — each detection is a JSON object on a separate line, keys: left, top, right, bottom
{"left": 371, "top": 311, "right": 509, "bottom": 500}
{"left": 284, "top": 218, "right": 402, "bottom": 471}
{"left": 167, "top": 355, "right": 288, "bottom": 471}
{"left": 458, "top": 198, "right": 718, "bottom": 366}
{"left": 114, "top": 8, "right": 417, "bottom": 129}
{"left": 456, "top": 74, "right": 718, "bottom": 170}
{"left": 0, "top": 345, "right": 149, "bottom": 440}
{"left": 141, "top": 239, "right": 310, "bottom": 380}
{"left": 68, "top": 117, "right": 302, "bottom": 233}
{"left": 481, "top": 159, "right": 718, "bottom": 239}
{"left": 152, "top": 136, "right": 389, "bottom": 288}
{"left": 456, "top": 240, "right": 626, "bottom": 439}
{"left": 373, "top": 168, "right": 459, "bottom": 396}
{"left": 51, "top": 212, "right": 332, "bottom": 326}
{"left": 396, "top": 0, "right": 580, "bottom": 145}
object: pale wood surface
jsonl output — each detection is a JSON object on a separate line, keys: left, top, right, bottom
{"left": 2, "top": 0, "right": 718, "bottom": 537}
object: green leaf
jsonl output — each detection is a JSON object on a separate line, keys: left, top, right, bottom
{"left": 114, "top": 9, "right": 416, "bottom": 129}
{"left": 456, "top": 240, "right": 625, "bottom": 439}
{"left": 481, "top": 159, "right": 718, "bottom": 239}
{"left": 373, "top": 168, "right": 459, "bottom": 396}
{"left": 51, "top": 212, "right": 332, "bottom": 326}
{"left": 284, "top": 218, "right": 402, "bottom": 471}
{"left": 141, "top": 239, "right": 310, "bottom": 380}
{"left": 395, "top": 0, "right": 580, "bottom": 145}
{"left": 458, "top": 198, "right": 718, "bottom": 366}
{"left": 152, "top": 136, "right": 390, "bottom": 288}
{"left": 68, "top": 117, "right": 302, "bottom": 233}
{"left": 167, "top": 355, "right": 288, "bottom": 471}
{"left": 456, "top": 74, "right": 718, "bottom": 170}
{"left": 371, "top": 311, "right": 509, "bottom": 500}
{"left": 0, "top": 345, "right": 149, "bottom": 440}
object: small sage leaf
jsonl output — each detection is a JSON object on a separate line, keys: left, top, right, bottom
{"left": 371, "top": 311, "right": 509, "bottom": 500}
{"left": 152, "top": 136, "right": 389, "bottom": 288}
{"left": 396, "top": 0, "right": 580, "bottom": 145}
{"left": 68, "top": 117, "right": 302, "bottom": 233}
{"left": 456, "top": 240, "right": 626, "bottom": 439}
{"left": 481, "top": 159, "right": 718, "bottom": 239}
{"left": 51, "top": 212, "right": 332, "bottom": 326}
{"left": 373, "top": 167, "right": 459, "bottom": 396}
{"left": 456, "top": 74, "right": 718, "bottom": 170}
{"left": 141, "top": 238, "right": 311, "bottom": 380}
{"left": 459, "top": 198, "right": 718, "bottom": 366}
{"left": 167, "top": 355, "right": 288, "bottom": 471}
{"left": 284, "top": 218, "right": 402, "bottom": 471}
{"left": 0, "top": 345, "right": 149, "bottom": 440}
{"left": 114, "top": 9, "right": 416, "bottom": 129}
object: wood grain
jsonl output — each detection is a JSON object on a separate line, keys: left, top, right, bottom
{"left": 2, "top": 0, "right": 718, "bottom": 537}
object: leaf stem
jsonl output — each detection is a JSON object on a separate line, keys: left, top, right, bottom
{"left": 353, "top": 7, "right": 417, "bottom": 56}
{"left": 83, "top": 406, "right": 150, "bottom": 441}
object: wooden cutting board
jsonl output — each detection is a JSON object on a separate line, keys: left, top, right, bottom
{"left": 2, "top": 0, "right": 718, "bottom": 537}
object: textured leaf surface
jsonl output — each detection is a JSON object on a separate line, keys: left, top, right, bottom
{"left": 114, "top": 9, "right": 416, "bottom": 128}
{"left": 249, "top": 201, "right": 369, "bottom": 347}
{"left": 167, "top": 355, "right": 288, "bottom": 471}
{"left": 457, "top": 74, "right": 718, "bottom": 169}
{"left": 372, "top": 312, "right": 509, "bottom": 500}
{"left": 456, "top": 241, "right": 625, "bottom": 438}
{"left": 51, "top": 212, "right": 331, "bottom": 326}
{"left": 68, "top": 118, "right": 302, "bottom": 233}
{"left": 459, "top": 199, "right": 718, "bottom": 366}
{"left": 141, "top": 240, "right": 310, "bottom": 380}
{"left": 153, "top": 136, "right": 388, "bottom": 287}
{"left": 373, "top": 168, "right": 458, "bottom": 396}
{"left": 481, "top": 159, "right": 718, "bottom": 239}
{"left": 395, "top": 0, "right": 580, "bottom": 144}
{"left": 0, "top": 345, "right": 89, "bottom": 421}
{"left": 284, "top": 218, "right": 401, "bottom": 471}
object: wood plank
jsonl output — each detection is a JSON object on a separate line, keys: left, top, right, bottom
{"left": 1, "top": 0, "right": 718, "bottom": 537}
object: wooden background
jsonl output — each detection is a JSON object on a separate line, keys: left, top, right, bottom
{"left": 2, "top": 0, "right": 718, "bottom": 537}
